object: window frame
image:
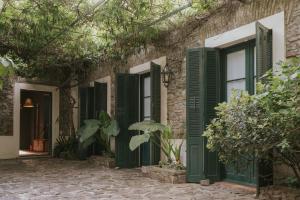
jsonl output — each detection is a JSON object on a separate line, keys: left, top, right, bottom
{"left": 140, "top": 72, "right": 151, "bottom": 121}
{"left": 221, "top": 39, "right": 256, "bottom": 101}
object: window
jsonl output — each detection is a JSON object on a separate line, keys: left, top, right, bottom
{"left": 140, "top": 73, "right": 151, "bottom": 121}
{"left": 222, "top": 40, "right": 256, "bottom": 101}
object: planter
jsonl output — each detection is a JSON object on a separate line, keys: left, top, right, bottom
{"left": 141, "top": 165, "right": 186, "bottom": 184}
{"left": 88, "top": 155, "right": 116, "bottom": 168}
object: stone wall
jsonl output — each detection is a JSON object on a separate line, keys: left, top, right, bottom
{"left": 0, "top": 77, "right": 14, "bottom": 136}
{"left": 89, "top": 0, "right": 300, "bottom": 138}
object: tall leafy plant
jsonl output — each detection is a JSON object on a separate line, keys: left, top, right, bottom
{"left": 128, "top": 120, "right": 184, "bottom": 165}
{"left": 204, "top": 58, "right": 300, "bottom": 184}
{"left": 77, "top": 111, "right": 120, "bottom": 157}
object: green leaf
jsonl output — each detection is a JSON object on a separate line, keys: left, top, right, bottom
{"left": 103, "top": 120, "right": 120, "bottom": 137}
{"left": 78, "top": 120, "right": 100, "bottom": 143}
{"left": 128, "top": 120, "right": 167, "bottom": 133}
{"left": 129, "top": 133, "right": 150, "bottom": 151}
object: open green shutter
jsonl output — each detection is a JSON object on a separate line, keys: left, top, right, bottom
{"left": 87, "top": 87, "right": 95, "bottom": 119}
{"left": 186, "top": 48, "right": 204, "bottom": 182}
{"left": 203, "top": 49, "right": 221, "bottom": 182}
{"left": 150, "top": 62, "right": 161, "bottom": 165}
{"left": 186, "top": 48, "right": 221, "bottom": 183}
{"left": 256, "top": 22, "right": 273, "bottom": 187}
{"left": 256, "top": 22, "right": 273, "bottom": 80}
{"left": 115, "top": 73, "right": 139, "bottom": 168}
{"left": 79, "top": 87, "right": 89, "bottom": 126}
{"left": 94, "top": 82, "right": 107, "bottom": 118}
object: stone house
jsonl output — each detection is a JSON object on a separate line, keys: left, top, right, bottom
{"left": 0, "top": 0, "right": 299, "bottom": 187}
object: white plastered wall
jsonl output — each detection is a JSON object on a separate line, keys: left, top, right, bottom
{"left": 0, "top": 83, "right": 59, "bottom": 159}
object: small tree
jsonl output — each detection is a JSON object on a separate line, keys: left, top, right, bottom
{"left": 204, "top": 58, "right": 300, "bottom": 184}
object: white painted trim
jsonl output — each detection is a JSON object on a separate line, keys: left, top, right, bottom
{"left": 0, "top": 83, "right": 59, "bottom": 159}
{"left": 205, "top": 12, "right": 285, "bottom": 70}
{"left": 94, "top": 76, "right": 112, "bottom": 116}
{"left": 129, "top": 56, "right": 168, "bottom": 125}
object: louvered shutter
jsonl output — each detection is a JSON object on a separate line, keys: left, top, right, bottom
{"left": 256, "top": 22, "right": 273, "bottom": 187}
{"left": 186, "top": 48, "right": 204, "bottom": 182}
{"left": 115, "top": 73, "right": 139, "bottom": 168}
{"left": 94, "top": 82, "right": 107, "bottom": 118}
{"left": 150, "top": 62, "right": 161, "bottom": 165}
{"left": 203, "top": 49, "right": 221, "bottom": 182}
{"left": 79, "top": 87, "right": 89, "bottom": 126}
{"left": 186, "top": 48, "right": 221, "bottom": 183}
{"left": 256, "top": 22, "right": 273, "bottom": 80}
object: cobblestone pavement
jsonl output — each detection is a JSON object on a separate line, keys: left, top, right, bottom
{"left": 0, "top": 159, "right": 256, "bottom": 200}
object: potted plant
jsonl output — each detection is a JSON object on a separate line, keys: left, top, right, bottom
{"left": 129, "top": 120, "right": 186, "bottom": 183}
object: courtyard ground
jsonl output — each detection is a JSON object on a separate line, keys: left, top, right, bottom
{"left": 0, "top": 159, "right": 256, "bottom": 200}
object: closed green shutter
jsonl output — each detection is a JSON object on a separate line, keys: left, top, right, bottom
{"left": 94, "top": 82, "right": 107, "bottom": 118}
{"left": 186, "top": 48, "right": 221, "bottom": 183}
{"left": 256, "top": 22, "right": 273, "bottom": 80}
{"left": 150, "top": 62, "right": 161, "bottom": 165}
{"left": 115, "top": 73, "right": 139, "bottom": 168}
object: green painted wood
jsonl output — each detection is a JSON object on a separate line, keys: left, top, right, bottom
{"left": 115, "top": 73, "right": 139, "bottom": 168}
{"left": 150, "top": 62, "right": 161, "bottom": 165}
{"left": 256, "top": 22, "right": 273, "bottom": 80}
{"left": 94, "top": 82, "right": 107, "bottom": 118}
{"left": 256, "top": 22, "right": 273, "bottom": 187}
{"left": 187, "top": 48, "right": 221, "bottom": 183}
{"left": 203, "top": 48, "right": 221, "bottom": 182}
{"left": 221, "top": 40, "right": 257, "bottom": 185}
{"left": 186, "top": 48, "right": 205, "bottom": 183}
{"left": 79, "top": 87, "right": 89, "bottom": 126}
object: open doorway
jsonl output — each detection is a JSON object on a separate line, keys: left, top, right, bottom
{"left": 19, "top": 90, "right": 52, "bottom": 157}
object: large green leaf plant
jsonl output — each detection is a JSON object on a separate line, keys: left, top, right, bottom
{"left": 77, "top": 111, "right": 119, "bottom": 157}
{"left": 129, "top": 120, "right": 184, "bottom": 168}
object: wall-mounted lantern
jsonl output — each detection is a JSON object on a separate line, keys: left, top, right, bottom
{"left": 161, "top": 63, "right": 173, "bottom": 88}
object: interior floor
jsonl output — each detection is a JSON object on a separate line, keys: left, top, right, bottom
{"left": 19, "top": 150, "right": 49, "bottom": 157}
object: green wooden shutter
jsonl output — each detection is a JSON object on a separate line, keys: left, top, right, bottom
{"left": 79, "top": 87, "right": 89, "bottom": 126}
{"left": 186, "top": 48, "right": 221, "bottom": 183}
{"left": 256, "top": 22, "right": 273, "bottom": 187}
{"left": 116, "top": 73, "right": 139, "bottom": 168}
{"left": 150, "top": 62, "right": 161, "bottom": 165}
{"left": 94, "top": 82, "right": 107, "bottom": 118}
{"left": 87, "top": 87, "right": 95, "bottom": 119}
{"left": 203, "top": 49, "right": 221, "bottom": 182}
{"left": 186, "top": 48, "right": 204, "bottom": 182}
{"left": 256, "top": 22, "right": 273, "bottom": 80}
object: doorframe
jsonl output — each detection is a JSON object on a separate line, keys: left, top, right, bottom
{"left": 14, "top": 83, "right": 59, "bottom": 157}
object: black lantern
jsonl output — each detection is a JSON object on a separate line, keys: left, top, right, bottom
{"left": 161, "top": 64, "right": 172, "bottom": 88}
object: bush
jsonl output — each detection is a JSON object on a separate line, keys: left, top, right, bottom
{"left": 53, "top": 135, "right": 79, "bottom": 160}
{"left": 204, "top": 58, "right": 300, "bottom": 184}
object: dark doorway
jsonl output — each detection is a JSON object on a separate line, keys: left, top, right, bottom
{"left": 19, "top": 90, "right": 52, "bottom": 157}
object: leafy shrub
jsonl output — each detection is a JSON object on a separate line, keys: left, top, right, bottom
{"left": 204, "top": 58, "right": 300, "bottom": 184}
{"left": 53, "top": 135, "right": 79, "bottom": 160}
{"left": 77, "top": 111, "right": 119, "bottom": 157}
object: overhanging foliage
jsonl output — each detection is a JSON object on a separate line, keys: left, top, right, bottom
{"left": 0, "top": 0, "right": 218, "bottom": 83}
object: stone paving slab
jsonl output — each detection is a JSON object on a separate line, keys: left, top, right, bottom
{"left": 0, "top": 159, "right": 256, "bottom": 200}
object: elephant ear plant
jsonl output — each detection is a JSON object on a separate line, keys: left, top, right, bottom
{"left": 77, "top": 111, "right": 120, "bottom": 157}
{"left": 129, "top": 120, "right": 185, "bottom": 169}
